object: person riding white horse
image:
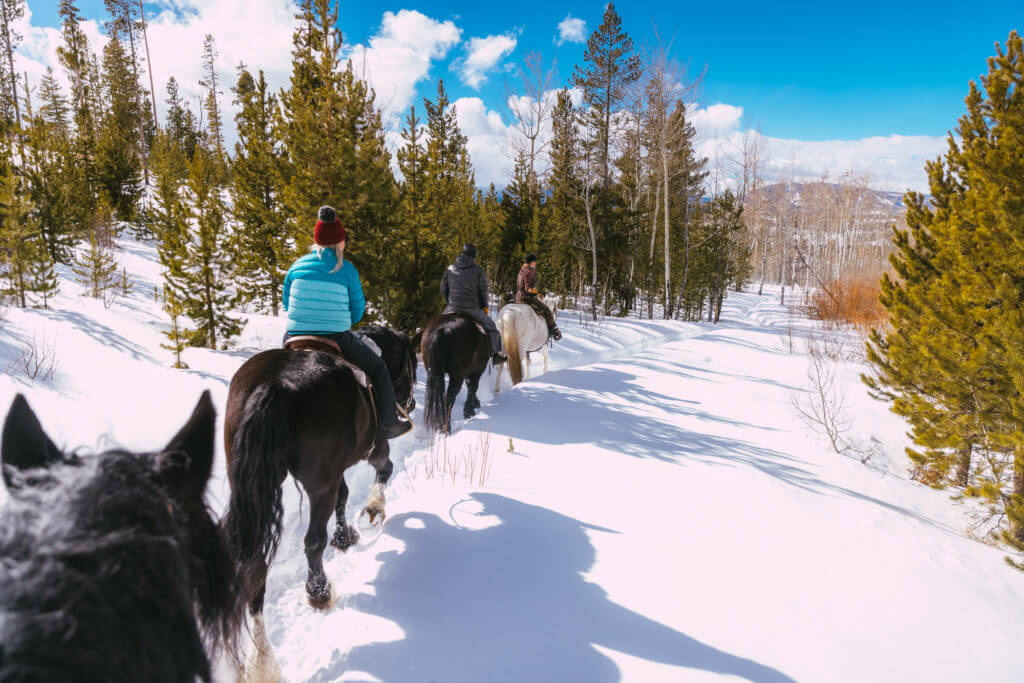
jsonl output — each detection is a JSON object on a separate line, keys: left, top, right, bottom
{"left": 516, "top": 254, "right": 561, "bottom": 341}
{"left": 494, "top": 293, "right": 559, "bottom": 390}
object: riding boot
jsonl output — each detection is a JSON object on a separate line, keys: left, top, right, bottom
{"left": 548, "top": 325, "right": 562, "bottom": 341}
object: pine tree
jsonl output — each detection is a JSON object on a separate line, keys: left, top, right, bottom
{"left": 72, "top": 228, "right": 118, "bottom": 299}
{"left": 0, "top": 170, "right": 39, "bottom": 307}
{"left": 117, "top": 265, "right": 132, "bottom": 298}
{"left": 199, "top": 34, "right": 226, "bottom": 162}
{"left": 0, "top": 0, "right": 26, "bottom": 144}
{"left": 162, "top": 78, "right": 200, "bottom": 172}
{"left": 866, "top": 31, "right": 1024, "bottom": 559}
{"left": 379, "top": 105, "right": 448, "bottom": 330}
{"left": 230, "top": 66, "right": 290, "bottom": 314}
{"left": 179, "top": 146, "right": 243, "bottom": 349}
{"left": 160, "top": 288, "right": 190, "bottom": 369}
{"left": 571, "top": 2, "right": 641, "bottom": 190}
{"left": 546, "top": 90, "right": 582, "bottom": 296}
{"left": 39, "top": 67, "right": 70, "bottom": 134}
{"left": 58, "top": 1, "right": 100, "bottom": 215}
{"left": 30, "top": 246, "right": 60, "bottom": 309}
{"left": 421, "top": 80, "right": 476, "bottom": 257}
{"left": 277, "top": 0, "right": 395, "bottom": 311}
{"left": 103, "top": 0, "right": 148, "bottom": 182}
{"left": 96, "top": 37, "right": 144, "bottom": 220}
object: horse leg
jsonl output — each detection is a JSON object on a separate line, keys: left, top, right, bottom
{"left": 464, "top": 373, "right": 482, "bottom": 419}
{"left": 525, "top": 351, "right": 531, "bottom": 380}
{"left": 361, "top": 440, "right": 393, "bottom": 526}
{"left": 443, "top": 372, "right": 461, "bottom": 432}
{"left": 543, "top": 345, "right": 549, "bottom": 374}
{"left": 304, "top": 486, "right": 338, "bottom": 609}
{"left": 239, "top": 560, "right": 282, "bottom": 683}
{"left": 330, "top": 478, "right": 359, "bottom": 550}
{"left": 494, "top": 357, "right": 503, "bottom": 394}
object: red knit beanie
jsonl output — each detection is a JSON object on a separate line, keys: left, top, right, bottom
{"left": 314, "top": 206, "right": 347, "bottom": 246}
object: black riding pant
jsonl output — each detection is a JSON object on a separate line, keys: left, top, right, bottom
{"left": 445, "top": 306, "right": 502, "bottom": 356}
{"left": 283, "top": 330, "right": 400, "bottom": 426}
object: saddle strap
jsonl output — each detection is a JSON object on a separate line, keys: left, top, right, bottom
{"left": 284, "top": 335, "right": 342, "bottom": 356}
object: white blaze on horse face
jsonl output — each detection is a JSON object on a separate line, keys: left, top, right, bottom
{"left": 239, "top": 614, "right": 281, "bottom": 683}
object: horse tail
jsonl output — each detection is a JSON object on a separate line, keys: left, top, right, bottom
{"left": 222, "top": 383, "right": 289, "bottom": 599}
{"left": 424, "top": 329, "right": 447, "bottom": 432}
{"left": 504, "top": 312, "right": 523, "bottom": 385}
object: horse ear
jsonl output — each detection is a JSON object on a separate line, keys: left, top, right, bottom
{"left": 2, "top": 395, "right": 63, "bottom": 487}
{"left": 159, "top": 391, "right": 216, "bottom": 500}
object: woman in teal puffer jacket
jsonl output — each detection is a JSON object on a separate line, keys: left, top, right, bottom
{"left": 282, "top": 206, "right": 411, "bottom": 439}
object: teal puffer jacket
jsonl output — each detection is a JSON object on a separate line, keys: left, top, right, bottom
{"left": 282, "top": 248, "right": 365, "bottom": 333}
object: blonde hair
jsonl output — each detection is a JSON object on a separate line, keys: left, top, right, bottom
{"left": 315, "top": 243, "right": 346, "bottom": 273}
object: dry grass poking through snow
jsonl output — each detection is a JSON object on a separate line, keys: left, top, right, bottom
{"left": 415, "top": 429, "right": 494, "bottom": 487}
{"left": 6, "top": 333, "right": 57, "bottom": 383}
{"left": 806, "top": 276, "right": 887, "bottom": 330}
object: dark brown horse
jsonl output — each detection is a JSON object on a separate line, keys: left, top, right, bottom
{"left": 420, "top": 312, "right": 490, "bottom": 433}
{"left": 222, "top": 330, "right": 416, "bottom": 680}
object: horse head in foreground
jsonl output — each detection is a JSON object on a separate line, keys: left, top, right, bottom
{"left": 0, "top": 392, "right": 242, "bottom": 683}
{"left": 495, "top": 295, "right": 559, "bottom": 389}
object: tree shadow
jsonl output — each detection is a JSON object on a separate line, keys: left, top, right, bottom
{"left": 32, "top": 309, "right": 155, "bottom": 362}
{"left": 342, "top": 493, "right": 795, "bottom": 683}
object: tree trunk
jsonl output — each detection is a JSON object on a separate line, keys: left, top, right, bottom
{"left": 1, "top": 10, "right": 22, "bottom": 157}
{"left": 123, "top": 9, "right": 149, "bottom": 184}
{"left": 139, "top": 0, "right": 159, "bottom": 129}
{"left": 662, "top": 134, "right": 671, "bottom": 320}
{"left": 584, "top": 190, "right": 598, "bottom": 321}
{"left": 954, "top": 441, "right": 972, "bottom": 488}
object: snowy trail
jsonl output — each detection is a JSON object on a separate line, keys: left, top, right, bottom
{"left": 259, "top": 294, "right": 1024, "bottom": 683}
{"left": 2, "top": 243, "right": 1023, "bottom": 682}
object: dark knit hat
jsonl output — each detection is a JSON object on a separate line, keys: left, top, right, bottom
{"left": 461, "top": 243, "right": 478, "bottom": 259}
{"left": 314, "top": 205, "right": 346, "bottom": 246}
{"left": 525, "top": 254, "right": 538, "bottom": 264}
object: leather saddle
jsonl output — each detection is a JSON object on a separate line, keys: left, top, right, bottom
{"left": 283, "top": 336, "right": 371, "bottom": 389}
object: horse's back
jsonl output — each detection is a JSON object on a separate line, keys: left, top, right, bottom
{"left": 226, "top": 348, "right": 376, "bottom": 464}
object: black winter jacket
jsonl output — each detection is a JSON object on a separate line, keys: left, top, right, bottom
{"left": 441, "top": 253, "right": 489, "bottom": 312}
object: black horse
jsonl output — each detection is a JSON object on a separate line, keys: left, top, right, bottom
{"left": 358, "top": 324, "right": 418, "bottom": 415}
{"left": 0, "top": 392, "right": 242, "bottom": 683}
{"left": 222, "top": 327, "right": 417, "bottom": 681}
{"left": 420, "top": 312, "right": 490, "bottom": 433}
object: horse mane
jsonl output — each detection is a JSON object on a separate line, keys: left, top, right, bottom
{"left": 0, "top": 449, "right": 242, "bottom": 683}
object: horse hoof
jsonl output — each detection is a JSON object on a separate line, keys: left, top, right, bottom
{"left": 330, "top": 524, "right": 360, "bottom": 551}
{"left": 306, "top": 578, "right": 334, "bottom": 609}
{"left": 360, "top": 505, "right": 385, "bottom": 527}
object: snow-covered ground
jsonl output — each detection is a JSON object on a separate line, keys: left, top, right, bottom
{"left": 1, "top": 238, "right": 1022, "bottom": 682}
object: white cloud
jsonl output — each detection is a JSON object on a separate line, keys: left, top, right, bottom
{"left": 691, "top": 102, "right": 945, "bottom": 194}
{"left": 452, "top": 96, "right": 516, "bottom": 186}
{"left": 556, "top": 15, "right": 586, "bottom": 46}
{"left": 454, "top": 33, "right": 517, "bottom": 90}
{"left": 346, "top": 10, "right": 461, "bottom": 122}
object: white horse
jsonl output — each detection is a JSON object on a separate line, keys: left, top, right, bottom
{"left": 494, "top": 296, "right": 559, "bottom": 391}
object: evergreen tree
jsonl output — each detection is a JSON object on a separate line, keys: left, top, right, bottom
{"left": 96, "top": 37, "right": 143, "bottom": 220}
{"left": 160, "top": 288, "right": 190, "bottom": 369}
{"left": 30, "top": 246, "right": 60, "bottom": 309}
{"left": 0, "top": 0, "right": 26, "bottom": 142}
{"left": 379, "top": 105, "right": 447, "bottom": 330}
{"left": 199, "top": 34, "right": 226, "bottom": 162}
{"left": 571, "top": 2, "right": 641, "bottom": 189}
{"left": 231, "top": 66, "right": 290, "bottom": 314}
{"left": 103, "top": 0, "right": 148, "bottom": 181}
{"left": 421, "top": 80, "right": 476, "bottom": 258}
{"left": 39, "top": 67, "right": 70, "bottom": 134}
{"left": 72, "top": 228, "right": 118, "bottom": 299}
{"left": 866, "top": 31, "right": 1024, "bottom": 559}
{"left": 58, "top": 0, "right": 100, "bottom": 214}
{"left": 277, "top": 0, "right": 395, "bottom": 311}
{"left": 178, "top": 146, "right": 243, "bottom": 349}
{"left": 162, "top": 78, "right": 200, "bottom": 172}
{"left": 0, "top": 170, "right": 40, "bottom": 307}
{"left": 546, "top": 89, "right": 582, "bottom": 295}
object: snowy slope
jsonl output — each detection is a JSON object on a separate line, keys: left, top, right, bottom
{"left": 1, "top": 239, "right": 1022, "bottom": 682}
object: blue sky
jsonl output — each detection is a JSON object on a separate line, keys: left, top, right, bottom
{"left": 20, "top": 1, "right": 1024, "bottom": 190}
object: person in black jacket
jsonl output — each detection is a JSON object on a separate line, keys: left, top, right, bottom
{"left": 441, "top": 244, "right": 507, "bottom": 364}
